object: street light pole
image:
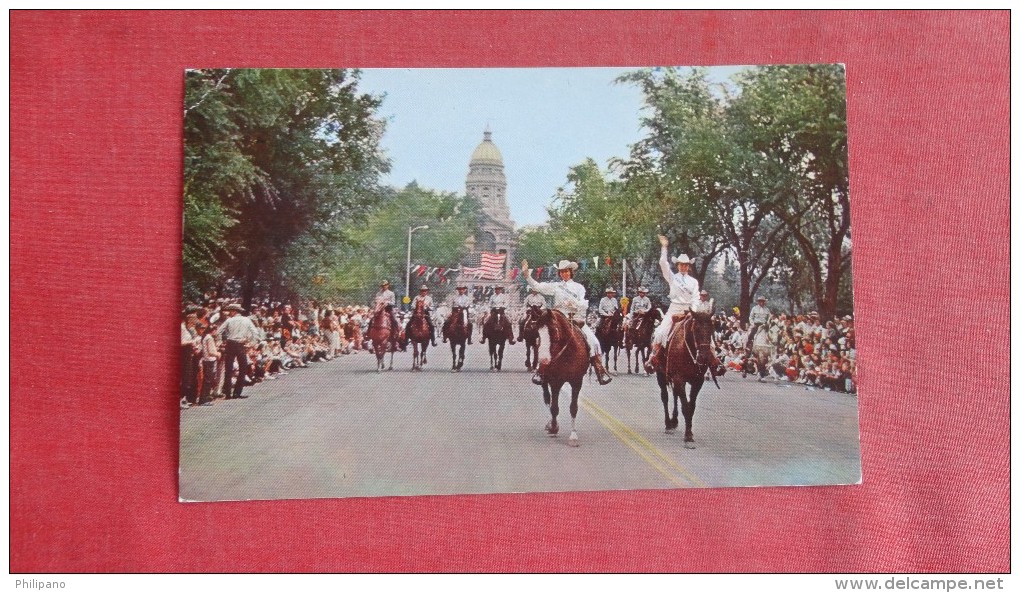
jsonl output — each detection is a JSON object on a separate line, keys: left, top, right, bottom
{"left": 405, "top": 224, "right": 430, "bottom": 306}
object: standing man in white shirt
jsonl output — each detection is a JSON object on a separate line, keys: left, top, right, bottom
{"left": 645, "top": 235, "right": 700, "bottom": 373}
{"left": 520, "top": 259, "right": 612, "bottom": 385}
{"left": 217, "top": 303, "right": 260, "bottom": 400}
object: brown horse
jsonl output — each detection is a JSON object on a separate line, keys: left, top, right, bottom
{"left": 482, "top": 308, "right": 514, "bottom": 371}
{"left": 522, "top": 308, "right": 589, "bottom": 447}
{"left": 406, "top": 300, "right": 431, "bottom": 371}
{"left": 519, "top": 305, "right": 543, "bottom": 371}
{"left": 443, "top": 306, "right": 470, "bottom": 372}
{"left": 367, "top": 306, "right": 395, "bottom": 372}
{"left": 595, "top": 309, "right": 623, "bottom": 373}
{"left": 656, "top": 310, "right": 715, "bottom": 447}
{"left": 624, "top": 308, "right": 662, "bottom": 374}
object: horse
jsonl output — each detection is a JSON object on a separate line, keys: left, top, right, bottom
{"left": 406, "top": 300, "right": 431, "bottom": 371}
{"left": 482, "top": 307, "right": 514, "bottom": 371}
{"left": 656, "top": 310, "right": 715, "bottom": 448}
{"left": 624, "top": 308, "right": 661, "bottom": 374}
{"left": 519, "top": 305, "right": 543, "bottom": 371}
{"left": 522, "top": 308, "right": 589, "bottom": 447}
{"left": 595, "top": 309, "right": 624, "bottom": 373}
{"left": 443, "top": 306, "right": 470, "bottom": 372}
{"left": 366, "top": 306, "right": 396, "bottom": 372}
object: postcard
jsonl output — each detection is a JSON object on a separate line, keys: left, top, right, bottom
{"left": 179, "top": 66, "right": 859, "bottom": 501}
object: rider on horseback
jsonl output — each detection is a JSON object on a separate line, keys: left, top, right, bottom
{"left": 442, "top": 284, "right": 473, "bottom": 344}
{"left": 645, "top": 236, "right": 725, "bottom": 376}
{"left": 367, "top": 280, "right": 402, "bottom": 352}
{"left": 521, "top": 259, "right": 612, "bottom": 386}
{"left": 598, "top": 287, "right": 620, "bottom": 319}
{"left": 628, "top": 286, "right": 652, "bottom": 318}
{"left": 411, "top": 285, "right": 439, "bottom": 346}
{"left": 480, "top": 285, "right": 515, "bottom": 345}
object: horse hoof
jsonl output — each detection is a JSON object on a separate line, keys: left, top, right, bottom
{"left": 665, "top": 427, "right": 676, "bottom": 434}
{"left": 684, "top": 441, "right": 696, "bottom": 450}
{"left": 568, "top": 431, "right": 579, "bottom": 446}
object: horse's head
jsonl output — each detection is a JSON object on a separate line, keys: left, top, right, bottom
{"left": 690, "top": 310, "right": 716, "bottom": 367}
{"left": 523, "top": 306, "right": 550, "bottom": 334}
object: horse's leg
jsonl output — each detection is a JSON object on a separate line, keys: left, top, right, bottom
{"left": 683, "top": 378, "right": 704, "bottom": 448}
{"left": 449, "top": 341, "right": 456, "bottom": 372}
{"left": 496, "top": 342, "right": 504, "bottom": 371}
{"left": 567, "top": 379, "right": 581, "bottom": 447}
{"left": 546, "top": 381, "right": 561, "bottom": 436}
{"left": 657, "top": 371, "right": 674, "bottom": 432}
{"left": 422, "top": 341, "right": 428, "bottom": 366}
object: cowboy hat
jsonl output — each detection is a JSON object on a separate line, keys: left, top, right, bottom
{"left": 419, "top": 285, "right": 429, "bottom": 291}
{"left": 605, "top": 287, "right": 617, "bottom": 293}
{"left": 671, "top": 254, "right": 693, "bottom": 264}
{"left": 554, "top": 260, "right": 579, "bottom": 271}
{"left": 757, "top": 296, "right": 766, "bottom": 302}
{"left": 637, "top": 286, "right": 648, "bottom": 293}
{"left": 224, "top": 303, "right": 244, "bottom": 313}
{"left": 380, "top": 280, "right": 390, "bottom": 286}
{"left": 456, "top": 284, "right": 468, "bottom": 289}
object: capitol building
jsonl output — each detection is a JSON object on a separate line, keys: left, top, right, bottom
{"left": 461, "top": 127, "right": 519, "bottom": 299}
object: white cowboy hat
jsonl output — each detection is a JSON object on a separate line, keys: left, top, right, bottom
{"left": 419, "top": 285, "right": 429, "bottom": 291}
{"left": 757, "top": 296, "right": 766, "bottom": 301}
{"left": 380, "top": 280, "right": 390, "bottom": 286}
{"left": 224, "top": 303, "right": 244, "bottom": 313}
{"left": 671, "top": 254, "right": 693, "bottom": 264}
{"left": 456, "top": 284, "right": 467, "bottom": 289}
{"left": 605, "top": 287, "right": 617, "bottom": 293}
{"left": 637, "top": 286, "right": 648, "bottom": 293}
{"left": 494, "top": 285, "right": 505, "bottom": 290}
{"left": 554, "top": 260, "right": 578, "bottom": 271}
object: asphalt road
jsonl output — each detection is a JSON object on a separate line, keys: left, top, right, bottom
{"left": 179, "top": 340, "right": 862, "bottom": 502}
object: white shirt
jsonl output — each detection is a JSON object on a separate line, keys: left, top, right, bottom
{"left": 525, "top": 273, "right": 587, "bottom": 317}
{"left": 374, "top": 289, "right": 396, "bottom": 308}
{"left": 659, "top": 247, "right": 699, "bottom": 309}
{"left": 598, "top": 296, "right": 619, "bottom": 316}
{"left": 451, "top": 293, "right": 472, "bottom": 308}
{"left": 218, "top": 314, "right": 260, "bottom": 344}
{"left": 488, "top": 292, "right": 509, "bottom": 309}
{"left": 750, "top": 304, "right": 771, "bottom": 325}
{"left": 412, "top": 294, "right": 434, "bottom": 310}
{"left": 630, "top": 295, "right": 652, "bottom": 314}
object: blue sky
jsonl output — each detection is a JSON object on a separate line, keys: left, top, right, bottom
{"left": 357, "top": 67, "right": 743, "bottom": 227}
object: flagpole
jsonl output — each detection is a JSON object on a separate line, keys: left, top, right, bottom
{"left": 405, "top": 224, "right": 429, "bottom": 306}
{"left": 623, "top": 258, "right": 627, "bottom": 298}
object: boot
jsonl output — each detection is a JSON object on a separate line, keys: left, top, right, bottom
{"left": 431, "top": 327, "right": 438, "bottom": 347}
{"left": 591, "top": 355, "right": 613, "bottom": 385}
{"left": 644, "top": 344, "right": 663, "bottom": 374}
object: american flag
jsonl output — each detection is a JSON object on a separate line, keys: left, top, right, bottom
{"left": 480, "top": 252, "right": 506, "bottom": 277}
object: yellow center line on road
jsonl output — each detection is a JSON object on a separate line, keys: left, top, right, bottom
{"left": 580, "top": 397, "right": 707, "bottom": 488}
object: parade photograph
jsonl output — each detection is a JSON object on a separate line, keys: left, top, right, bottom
{"left": 179, "top": 65, "right": 860, "bottom": 502}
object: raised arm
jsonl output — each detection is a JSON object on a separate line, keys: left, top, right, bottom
{"left": 657, "top": 235, "right": 672, "bottom": 282}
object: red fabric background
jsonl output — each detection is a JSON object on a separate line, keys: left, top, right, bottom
{"left": 9, "top": 11, "right": 1010, "bottom": 572}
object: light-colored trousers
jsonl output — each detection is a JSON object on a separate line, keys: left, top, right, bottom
{"left": 652, "top": 303, "right": 689, "bottom": 347}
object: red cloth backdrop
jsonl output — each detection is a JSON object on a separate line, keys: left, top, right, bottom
{"left": 10, "top": 11, "right": 1009, "bottom": 572}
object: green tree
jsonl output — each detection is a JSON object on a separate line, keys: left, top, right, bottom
{"left": 286, "top": 183, "right": 479, "bottom": 305}
{"left": 728, "top": 64, "right": 850, "bottom": 321}
{"left": 183, "top": 68, "right": 388, "bottom": 308}
{"left": 618, "top": 67, "right": 790, "bottom": 323}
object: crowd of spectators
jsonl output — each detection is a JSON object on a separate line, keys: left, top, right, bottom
{"left": 713, "top": 311, "right": 857, "bottom": 393}
{"left": 179, "top": 299, "right": 374, "bottom": 409}
{"left": 180, "top": 293, "right": 858, "bottom": 409}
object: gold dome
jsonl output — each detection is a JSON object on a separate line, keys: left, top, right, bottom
{"left": 470, "top": 129, "right": 503, "bottom": 164}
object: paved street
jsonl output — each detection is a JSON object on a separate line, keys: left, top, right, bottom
{"left": 180, "top": 341, "right": 861, "bottom": 501}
